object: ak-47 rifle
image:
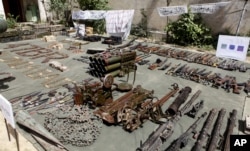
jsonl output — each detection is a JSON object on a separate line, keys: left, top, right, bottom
{"left": 136, "top": 90, "right": 202, "bottom": 151}
{"left": 165, "top": 63, "right": 181, "bottom": 75}
{"left": 10, "top": 91, "right": 41, "bottom": 104}
{"left": 238, "top": 63, "right": 250, "bottom": 72}
{"left": 172, "top": 64, "right": 188, "bottom": 77}
{"left": 189, "top": 70, "right": 211, "bottom": 83}
{"left": 222, "top": 76, "right": 242, "bottom": 94}
{"left": 237, "top": 80, "right": 250, "bottom": 94}
{"left": 158, "top": 62, "right": 172, "bottom": 70}
{"left": 165, "top": 112, "right": 207, "bottom": 151}
{"left": 148, "top": 58, "right": 167, "bottom": 70}
{"left": 183, "top": 68, "right": 199, "bottom": 80}
{"left": 191, "top": 108, "right": 217, "bottom": 151}
{"left": 201, "top": 54, "right": 215, "bottom": 65}
{"left": 207, "top": 108, "right": 227, "bottom": 151}
{"left": 222, "top": 109, "right": 237, "bottom": 151}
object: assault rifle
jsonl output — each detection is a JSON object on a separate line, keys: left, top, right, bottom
{"left": 237, "top": 80, "right": 250, "bottom": 94}
{"left": 165, "top": 63, "right": 181, "bottom": 75}
{"left": 165, "top": 112, "right": 207, "bottom": 151}
{"left": 136, "top": 90, "right": 202, "bottom": 151}
{"left": 172, "top": 64, "right": 187, "bottom": 77}
{"left": 148, "top": 58, "right": 168, "bottom": 70}
{"left": 10, "top": 91, "right": 41, "bottom": 104}
{"left": 183, "top": 68, "right": 199, "bottom": 80}
{"left": 238, "top": 63, "right": 250, "bottom": 72}
{"left": 158, "top": 62, "right": 172, "bottom": 70}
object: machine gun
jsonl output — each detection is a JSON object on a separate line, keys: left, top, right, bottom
{"left": 207, "top": 108, "right": 226, "bottom": 151}
{"left": 121, "top": 84, "right": 179, "bottom": 132}
{"left": 94, "top": 85, "right": 154, "bottom": 124}
{"left": 222, "top": 109, "right": 237, "bottom": 151}
{"left": 136, "top": 90, "right": 202, "bottom": 151}
{"left": 165, "top": 112, "right": 207, "bottom": 151}
{"left": 191, "top": 108, "right": 217, "bottom": 151}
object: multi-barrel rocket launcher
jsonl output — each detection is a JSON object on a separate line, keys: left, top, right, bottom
{"left": 88, "top": 51, "right": 137, "bottom": 84}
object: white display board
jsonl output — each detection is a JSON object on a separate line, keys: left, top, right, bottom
{"left": 0, "top": 94, "right": 15, "bottom": 128}
{"left": 216, "top": 35, "right": 250, "bottom": 61}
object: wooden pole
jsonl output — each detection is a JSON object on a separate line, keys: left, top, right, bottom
{"left": 236, "top": 0, "right": 248, "bottom": 36}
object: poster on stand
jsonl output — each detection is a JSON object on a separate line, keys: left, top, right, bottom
{"left": 0, "top": 94, "right": 15, "bottom": 128}
{"left": 216, "top": 35, "right": 250, "bottom": 61}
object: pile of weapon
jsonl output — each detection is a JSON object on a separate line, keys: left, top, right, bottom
{"left": 88, "top": 50, "right": 137, "bottom": 79}
{"left": 137, "top": 101, "right": 238, "bottom": 151}
{"left": 136, "top": 45, "right": 250, "bottom": 72}
{"left": 7, "top": 44, "right": 69, "bottom": 63}
{"left": 136, "top": 88, "right": 202, "bottom": 151}
{"left": 165, "top": 63, "right": 250, "bottom": 94}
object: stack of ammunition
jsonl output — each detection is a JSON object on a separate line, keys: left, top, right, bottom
{"left": 88, "top": 51, "right": 137, "bottom": 78}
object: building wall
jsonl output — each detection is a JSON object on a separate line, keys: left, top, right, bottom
{"left": 108, "top": 0, "right": 250, "bottom": 36}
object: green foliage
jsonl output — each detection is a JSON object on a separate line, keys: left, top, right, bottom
{"left": 49, "top": 0, "right": 67, "bottom": 19}
{"left": 165, "top": 11, "right": 213, "bottom": 47}
{"left": 6, "top": 13, "right": 19, "bottom": 29}
{"left": 130, "top": 9, "right": 149, "bottom": 38}
{"left": 77, "top": 0, "right": 109, "bottom": 34}
{"left": 78, "top": 0, "right": 109, "bottom": 10}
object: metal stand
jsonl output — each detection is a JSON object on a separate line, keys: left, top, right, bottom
{"left": 4, "top": 119, "right": 20, "bottom": 151}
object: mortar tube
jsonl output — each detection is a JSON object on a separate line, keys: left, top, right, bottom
{"left": 90, "top": 62, "right": 106, "bottom": 74}
{"left": 105, "top": 70, "right": 121, "bottom": 77}
{"left": 104, "top": 62, "right": 121, "bottom": 72}
{"left": 165, "top": 86, "right": 192, "bottom": 116}
{"left": 89, "top": 63, "right": 103, "bottom": 74}
{"left": 104, "top": 56, "right": 122, "bottom": 65}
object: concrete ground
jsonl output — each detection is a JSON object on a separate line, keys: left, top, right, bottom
{"left": 0, "top": 36, "right": 250, "bottom": 151}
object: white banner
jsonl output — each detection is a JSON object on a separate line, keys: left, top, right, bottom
{"left": 105, "top": 10, "right": 134, "bottom": 40}
{"left": 72, "top": 10, "right": 107, "bottom": 20}
{"left": 190, "top": 1, "right": 231, "bottom": 14}
{"left": 216, "top": 35, "right": 250, "bottom": 61}
{"left": 157, "top": 6, "right": 188, "bottom": 17}
{"left": 0, "top": 94, "right": 15, "bottom": 128}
